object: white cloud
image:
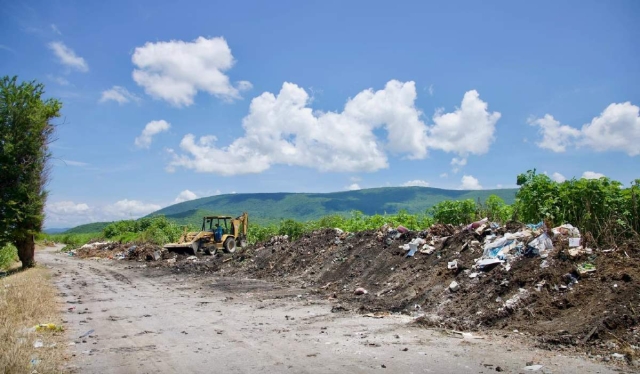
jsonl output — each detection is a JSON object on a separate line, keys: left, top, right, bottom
{"left": 428, "top": 84, "right": 434, "bottom": 96}
{"left": 350, "top": 176, "right": 361, "bottom": 182}
{"left": 551, "top": 172, "right": 566, "bottom": 183}
{"left": 236, "top": 80, "right": 253, "bottom": 91}
{"left": 174, "top": 189, "right": 198, "bottom": 203}
{"left": 48, "top": 41, "right": 88, "bottom": 72}
{"left": 168, "top": 80, "right": 420, "bottom": 174}
{"left": 440, "top": 173, "right": 448, "bottom": 178}
{"left": 346, "top": 183, "right": 361, "bottom": 191}
{"left": 451, "top": 157, "right": 467, "bottom": 166}
{"left": 528, "top": 114, "right": 581, "bottom": 152}
{"left": 427, "top": 90, "right": 501, "bottom": 158}
{"left": 166, "top": 84, "right": 499, "bottom": 175}
{"left": 51, "top": 24, "right": 61, "bottom": 35}
{"left": 135, "top": 120, "right": 171, "bottom": 149}
{"left": 0, "top": 44, "right": 16, "bottom": 53}
{"left": 496, "top": 184, "right": 503, "bottom": 188}
{"left": 460, "top": 175, "right": 482, "bottom": 190}
{"left": 46, "top": 201, "right": 90, "bottom": 215}
{"left": 530, "top": 102, "right": 640, "bottom": 156}
{"left": 580, "top": 102, "right": 640, "bottom": 156}
{"left": 105, "top": 199, "right": 161, "bottom": 218}
{"left": 47, "top": 75, "right": 69, "bottom": 86}
{"left": 169, "top": 81, "right": 499, "bottom": 176}
{"left": 62, "top": 159, "right": 88, "bottom": 167}
{"left": 402, "top": 180, "right": 430, "bottom": 187}
{"left": 100, "top": 86, "right": 140, "bottom": 105}
{"left": 582, "top": 171, "right": 605, "bottom": 180}
{"left": 132, "top": 36, "right": 247, "bottom": 107}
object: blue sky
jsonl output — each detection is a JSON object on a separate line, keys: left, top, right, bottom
{"left": 1, "top": 0, "right": 639, "bottom": 228}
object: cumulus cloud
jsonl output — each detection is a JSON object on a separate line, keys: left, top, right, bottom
{"left": 167, "top": 81, "right": 500, "bottom": 175}
{"left": 45, "top": 201, "right": 91, "bottom": 227}
{"left": 346, "top": 183, "right": 361, "bottom": 191}
{"left": 132, "top": 36, "right": 248, "bottom": 107}
{"left": 528, "top": 114, "right": 581, "bottom": 152}
{"left": 402, "top": 180, "right": 430, "bottom": 187}
{"left": 135, "top": 120, "right": 171, "bottom": 149}
{"left": 46, "top": 201, "right": 90, "bottom": 215}
{"left": 582, "top": 171, "right": 605, "bottom": 179}
{"left": 551, "top": 172, "right": 566, "bottom": 183}
{"left": 105, "top": 199, "right": 161, "bottom": 218}
{"left": 427, "top": 90, "right": 501, "bottom": 158}
{"left": 100, "top": 86, "right": 141, "bottom": 104}
{"left": 48, "top": 41, "right": 88, "bottom": 72}
{"left": 174, "top": 189, "right": 198, "bottom": 203}
{"left": 530, "top": 102, "right": 640, "bottom": 156}
{"left": 580, "top": 102, "right": 640, "bottom": 156}
{"left": 460, "top": 175, "right": 482, "bottom": 190}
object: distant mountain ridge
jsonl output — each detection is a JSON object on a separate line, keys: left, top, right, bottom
{"left": 151, "top": 186, "right": 518, "bottom": 227}
{"left": 57, "top": 186, "right": 518, "bottom": 233}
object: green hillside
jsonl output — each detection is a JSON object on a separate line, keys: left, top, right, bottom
{"left": 63, "top": 221, "right": 112, "bottom": 234}
{"left": 150, "top": 187, "right": 518, "bottom": 226}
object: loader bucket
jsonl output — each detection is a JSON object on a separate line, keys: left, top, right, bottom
{"left": 164, "top": 241, "right": 199, "bottom": 255}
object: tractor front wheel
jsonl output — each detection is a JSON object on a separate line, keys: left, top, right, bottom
{"left": 223, "top": 237, "right": 236, "bottom": 253}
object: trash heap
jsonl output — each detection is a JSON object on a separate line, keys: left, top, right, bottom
{"left": 215, "top": 221, "right": 639, "bottom": 358}
{"left": 74, "top": 241, "right": 166, "bottom": 261}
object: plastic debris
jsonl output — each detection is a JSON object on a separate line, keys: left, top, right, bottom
{"left": 524, "top": 365, "right": 543, "bottom": 371}
{"left": 448, "top": 260, "right": 458, "bottom": 270}
{"left": 33, "top": 323, "right": 63, "bottom": 332}
{"left": 354, "top": 287, "right": 368, "bottom": 295}
{"left": 79, "top": 329, "right": 94, "bottom": 338}
{"left": 477, "top": 258, "right": 504, "bottom": 269}
{"left": 449, "top": 281, "right": 460, "bottom": 292}
{"left": 33, "top": 340, "right": 44, "bottom": 348}
{"left": 569, "top": 238, "right": 581, "bottom": 247}
{"left": 578, "top": 263, "right": 596, "bottom": 275}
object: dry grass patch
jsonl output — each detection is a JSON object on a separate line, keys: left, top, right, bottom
{"left": 1, "top": 267, "right": 67, "bottom": 373}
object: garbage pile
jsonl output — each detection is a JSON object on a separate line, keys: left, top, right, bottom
{"left": 74, "top": 241, "right": 167, "bottom": 262}
{"left": 214, "top": 221, "right": 639, "bottom": 358}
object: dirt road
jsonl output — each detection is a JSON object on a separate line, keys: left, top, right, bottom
{"left": 40, "top": 247, "right": 617, "bottom": 373}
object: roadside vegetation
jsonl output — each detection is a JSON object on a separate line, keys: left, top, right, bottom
{"left": 47, "top": 170, "right": 640, "bottom": 250}
{"left": 0, "top": 268, "right": 67, "bottom": 373}
{"left": 1, "top": 76, "right": 61, "bottom": 268}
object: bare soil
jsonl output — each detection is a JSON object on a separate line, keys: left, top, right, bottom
{"left": 42, "top": 246, "right": 625, "bottom": 373}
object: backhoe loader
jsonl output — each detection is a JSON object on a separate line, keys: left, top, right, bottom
{"left": 164, "top": 212, "right": 248, "bottom": 255}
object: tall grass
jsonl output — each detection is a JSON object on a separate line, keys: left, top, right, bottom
{"left": 0, "top": 268, "right": 67, "bottom": 373}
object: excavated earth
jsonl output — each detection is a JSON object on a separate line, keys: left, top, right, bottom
{"left": 74, "top": 224, "right": 640, "bottom": 363}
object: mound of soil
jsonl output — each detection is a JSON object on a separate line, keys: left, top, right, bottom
{"left": 212, "top": 226, "right": 640, "bottom": 359}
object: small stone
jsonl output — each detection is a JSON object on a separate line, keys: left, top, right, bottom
{"left": 354, "top": 287, "right": 368, "bottom": 295}
{"left": 495, "top": 366, "right": 503, "bottom": 372}
{"left": 381, "top": 364, "right": 386, "bottom": 368}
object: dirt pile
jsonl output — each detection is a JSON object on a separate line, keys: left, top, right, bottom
{"left": 211, "top": 222, "right": 639, "bottom": 359}
{"left": 73, "top": 242, "right": 165, "bottom": 262}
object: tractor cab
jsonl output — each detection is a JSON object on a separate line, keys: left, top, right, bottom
{"left": 202, "top": 216, "right": 233, "bottom": 242}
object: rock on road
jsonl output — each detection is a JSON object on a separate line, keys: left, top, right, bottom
{"left": 40, "top": 247, "right": 616, "bottom": 374}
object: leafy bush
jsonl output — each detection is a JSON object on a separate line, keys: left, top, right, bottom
{"left": 430, "top": 199, "right": 477, "bottom": 225}
{"left": 102, "top": 216, "right": 186, "bottom": 245}
{"left": 479, "top": 195, "right": 513, "bottom": 223}
{"left": 515, "top": 169, "right": 640, "bottom": 243}
{"left": 0, "top": 244, "right": 18, "bottom": 269}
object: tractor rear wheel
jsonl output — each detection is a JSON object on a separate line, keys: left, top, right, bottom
{"left": 223, "top": 237, "right": 236, "bottom": 253}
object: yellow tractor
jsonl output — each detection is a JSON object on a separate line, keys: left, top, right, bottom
{"left": 164, "top": 212, "right": 248, "bottom": 255}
